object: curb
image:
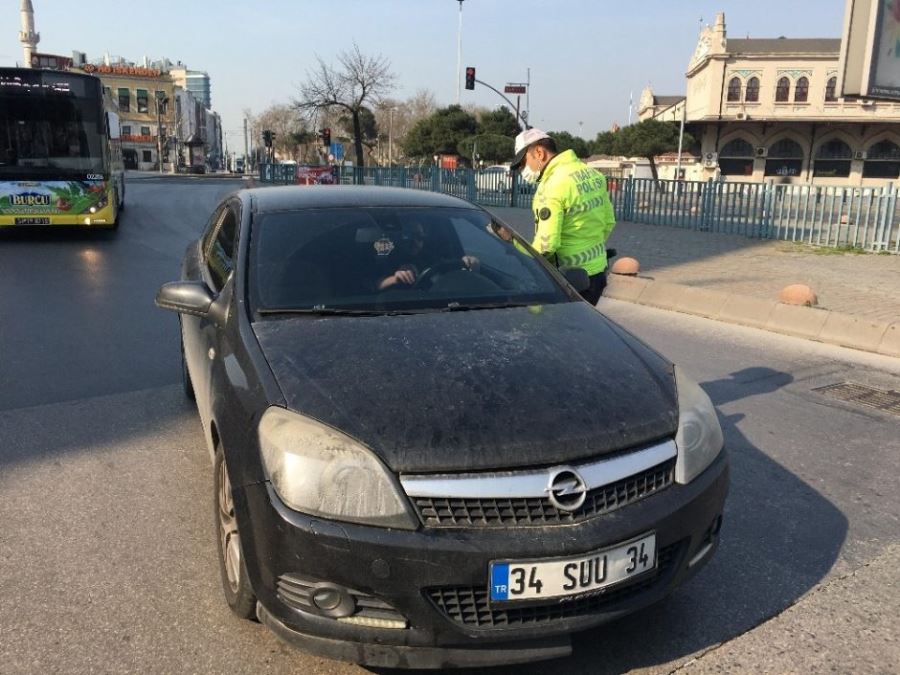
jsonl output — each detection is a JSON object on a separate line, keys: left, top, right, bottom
{"left": 605, "top": 275, "right": 900, "bottom": 358}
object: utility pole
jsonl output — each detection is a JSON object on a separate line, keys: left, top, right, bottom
{"left": 526, "top": 67, "right": 531, "bottom": 127}
{"left": 675, "top": 100, "right": 686, "bottom": 182}
{"left": 243, "top": 117, "right": 249, "bottom": 166}
{"left": 455, "top": 0, "right": 464, "bottom": 105}
{"left": 388, "top": 107, "right": 395, "bottom": 167}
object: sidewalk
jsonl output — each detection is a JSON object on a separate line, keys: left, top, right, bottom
{"left": 487, "top": 207, "right": 900, "bottom": 355}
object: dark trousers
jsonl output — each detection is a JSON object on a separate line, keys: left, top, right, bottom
{"left": 579, "top": 271, "right": 608, "bottom": 305}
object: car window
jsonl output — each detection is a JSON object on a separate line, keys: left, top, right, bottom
{"left": 248, "top": 206, "right": 569, "bottom": 314}
{"left": 207, "top": 206, "right": 238, "bottom": 291}
{"left": 201, "top": 205, "right": 225, "bottom": 255}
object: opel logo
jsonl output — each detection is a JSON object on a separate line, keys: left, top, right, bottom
{"left": 546, "top": 467, "right": 587, "bottom": 511}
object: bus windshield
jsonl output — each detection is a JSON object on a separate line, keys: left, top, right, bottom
{"left": 0, "top": 73, "right": 105, "bottom": 178}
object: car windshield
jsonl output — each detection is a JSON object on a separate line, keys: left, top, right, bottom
{"left": 248, "top": 206, "right": 570, "bottom": 315}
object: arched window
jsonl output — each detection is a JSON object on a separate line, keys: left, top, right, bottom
{"left": 718, "top": 138, "right": 755, "bottom": 176}
{"left": 825, "top": 76, "right": 838, "bottom": 102}
{"left": 814, "top": 139, "right": 852, "bottom": 177}
{"left": 794, "top": 77, "right": 809, "bottom": 103}
{"left": 765, "top": 138, "right": 804, "bottom": 177}
{"left": 745, "top": 77, "right": 760, "bottom": 102}
{"left": 775, "top": 77, "right": 790, "bottom": 102}
{"left": 727, "top": 77, "right": 742, "bottom": 102}
{"left": 863, "top": 140, "right": 900, "bottom": 178}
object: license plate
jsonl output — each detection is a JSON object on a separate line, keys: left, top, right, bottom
{"left": 14, "top": 217, "right": 50, "bottom": 225}
{"left": 489, "top": 533, "right": 656, "bottom": 604}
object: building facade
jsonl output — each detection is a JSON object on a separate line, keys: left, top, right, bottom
{"left": 641, "top": 13, "right": 900, "bottom": 186}
{"left": 170, "top": 67, "right": 211, "bottom": 109}
{"left": 77, "top": 62, "right": 178, "bottom": 171}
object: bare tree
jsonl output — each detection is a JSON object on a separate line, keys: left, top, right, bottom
{"left": 256, "top": 104, "right": 308, "bottom": 160}
{"left": 295, "top": 43, "right": 395, "bottom": 168}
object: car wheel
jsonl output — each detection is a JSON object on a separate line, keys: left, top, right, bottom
{"left": 181, "top": 339, "right": 195, "bottom": 400}
{"left": 214, "top": 448, "right": 257, "bottom": 620}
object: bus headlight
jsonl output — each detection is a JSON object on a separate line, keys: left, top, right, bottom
{"left": 258, "top": 407, "right": 417, "bottom": 529}
{"left": 674, "top": 366, "right": 724, "bottom": 484}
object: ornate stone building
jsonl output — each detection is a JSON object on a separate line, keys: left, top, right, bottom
{"left": 640, "top": 13, "right": 900, "bottom": 186}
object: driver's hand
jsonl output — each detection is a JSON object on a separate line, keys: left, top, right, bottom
{"left": 378, "top": 267, "right": 417, "bottom": 290}
{"left": 394, "top": 268, "right": 417, "bottom": 285}
{"left": 462, "top": 255, "right": 480, "bottom": 272}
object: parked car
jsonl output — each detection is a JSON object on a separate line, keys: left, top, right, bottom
{"left": 475, "top": 164, "right": 512, "bottom": 192}
{"left": 155, "top": 186, "right": 728, "bottom": 669}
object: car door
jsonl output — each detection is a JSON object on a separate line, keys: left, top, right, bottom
{"left": 185, "top": 201, "right": 240, "bottom": 434}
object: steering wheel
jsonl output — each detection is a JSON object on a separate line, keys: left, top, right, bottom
{"left": 413, "top": 258, "right": 469, "bottom": 288}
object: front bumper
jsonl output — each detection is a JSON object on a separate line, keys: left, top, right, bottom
{"left": 237, "top": 452, "right": 729, "bottom": 668}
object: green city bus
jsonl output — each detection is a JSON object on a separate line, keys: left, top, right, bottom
{"left": 0, "top": 67, "right": 125, "bottom": 228}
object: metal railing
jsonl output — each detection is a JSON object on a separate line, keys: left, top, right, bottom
{"left": 258, "top": 164, "right": 899, "bottom": 252}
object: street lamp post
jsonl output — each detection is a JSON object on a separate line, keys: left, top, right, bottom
{"left": 155, "top": 91, "right": 167, "bottom": 175}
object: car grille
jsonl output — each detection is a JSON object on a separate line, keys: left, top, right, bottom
{"left": 412, "top": 458, "right": 675, "bottom": 528}
{"left": 427, "top": 542, "right": 683, "bottom": 629}
{"left": 277, "top": 574, "right": 406, "bottom": 624}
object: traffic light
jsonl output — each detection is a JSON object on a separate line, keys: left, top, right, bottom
{"left": 322, "top": 128, "right": 331, "bottom": 147}
{"left": 262, "top": 129, "right": 272, "bottom": 148}
{"left": 465, "top": 67, "right": 475, "bottom": 90}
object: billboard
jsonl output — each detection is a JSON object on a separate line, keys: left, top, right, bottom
{"left": 839, "top": 0, "right": 900, "bottom": 99}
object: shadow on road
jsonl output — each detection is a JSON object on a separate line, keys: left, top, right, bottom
{"left": 391, "top": 367, "right": 848, "bottom": 675}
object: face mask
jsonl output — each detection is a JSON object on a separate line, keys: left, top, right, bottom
{"left": 520, "top": 165, "right": 539, "bottom": 184}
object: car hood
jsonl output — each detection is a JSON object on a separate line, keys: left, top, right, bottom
{"left": 252, "top": 303, "right": 677, "bottom": 473}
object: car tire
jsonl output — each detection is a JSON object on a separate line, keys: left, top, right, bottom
{"left": 181, "top": 339, "right": 195, "bottom": 400}
{"left": 214, "top": 447, "right": 257, "bottom": 620}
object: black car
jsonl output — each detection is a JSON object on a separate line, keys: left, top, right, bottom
{"left": 155, "top": 186, "right": 728, "bottom": 669}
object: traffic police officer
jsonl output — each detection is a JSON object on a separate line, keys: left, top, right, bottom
{"left": 510, "top": 128, "right": 616, "bottom": 304}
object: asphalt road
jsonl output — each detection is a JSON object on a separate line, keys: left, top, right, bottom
{"left": 1, "top": 178, "right": 898, "bottom": 674}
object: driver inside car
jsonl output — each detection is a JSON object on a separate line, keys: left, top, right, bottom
{"left": 376, "top": 222, "right": 479, "bottom": 290}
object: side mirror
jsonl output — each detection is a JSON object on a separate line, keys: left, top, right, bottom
{"left": 560, "top": 267, "right": 590, "bottom": 293}
{"left": 155, "top": 281, "right": 214, "bottom": 316}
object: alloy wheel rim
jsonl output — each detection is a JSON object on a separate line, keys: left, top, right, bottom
{"left": 218, "top": 459, "right": 241, "bottom": 592}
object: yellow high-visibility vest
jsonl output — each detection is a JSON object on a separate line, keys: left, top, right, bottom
{"left": 531, "top": 149, "right": 616, "bottom": 275}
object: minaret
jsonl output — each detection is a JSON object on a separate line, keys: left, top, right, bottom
{"left": 19, "top": 0, "right": 40, "bottom": 68}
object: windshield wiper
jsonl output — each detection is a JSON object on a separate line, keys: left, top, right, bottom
{"left": 442, "top": 301, "right": 532, "bottom": 312}
{"left": 258, "top": 307, "right": 418, "bottom": 316}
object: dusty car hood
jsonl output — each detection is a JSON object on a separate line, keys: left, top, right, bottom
{"left": 252, "top": 303, "right": 677, "bottom": 473}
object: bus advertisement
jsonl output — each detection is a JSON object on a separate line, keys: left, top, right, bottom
{"left": 0, "top": 68, "right": 125, "bottom": 228}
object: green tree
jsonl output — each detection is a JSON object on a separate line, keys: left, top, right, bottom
{"left": 548, "top": 131, "right": 590, "bottom": 158}
{"left": 590, "top": 130, "right": 619, "bottom": 156}
{"left": 477, "top": 106, "right": 520, "bottom": 137}
{"left": 295, "top": 43, "right": 395, "bottom": 168}
{"left": 613, "top": 119, "right": 692, "bottom": 182}
{"left": 457, "top": 134, "right": 515, "bottom": 164}
{"left": 402, "top": 105, "right": 477, "bottom": 160}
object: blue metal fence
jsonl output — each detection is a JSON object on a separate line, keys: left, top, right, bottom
{"left": 258, "top": 164, "right": 899, "bottom": 252}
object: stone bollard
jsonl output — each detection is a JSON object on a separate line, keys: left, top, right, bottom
{"left": 611, "top": 257, "right": 640, "bottom": 275}
{"left": 778, "top": 284, "right": 818, "bottom": 306}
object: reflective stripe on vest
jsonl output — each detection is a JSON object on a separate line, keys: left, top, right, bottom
{"left": 557, "top": 241, "right": 605, "bottom": 268}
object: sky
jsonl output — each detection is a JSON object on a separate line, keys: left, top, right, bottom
{"left": 2, "top": 0, "right": 847, "bottom": 154}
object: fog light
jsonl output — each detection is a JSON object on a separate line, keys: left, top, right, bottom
{"left": 89, "top": 206, "right": 97, "bottom": 214}
{"left": 312, "top": 587, "right": 342, "bottom": 611}
{"left": 84, "top": 217, "right": 91, "bottom": 225}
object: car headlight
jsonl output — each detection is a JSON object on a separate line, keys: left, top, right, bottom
{"left": 674, "top": 366, "right": 724, "bottom": 484}
{"left": 258, "top": 407, "right": 417, "bottom": 529}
